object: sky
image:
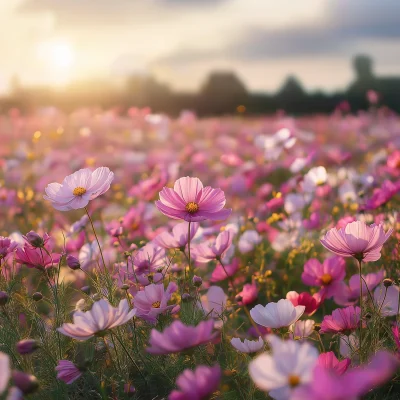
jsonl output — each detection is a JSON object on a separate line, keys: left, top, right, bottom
{"left": 1, "top": 0, "right": 400, "bottom": 94}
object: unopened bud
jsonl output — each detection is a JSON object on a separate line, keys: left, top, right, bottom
{"left": 12, "top": 371, "right": 39, "bottom": 394}
{"left": 32, "top": 292, "right": 43, "bottom": 301}
{"left": 121, "top": 284, "right": 130, "bottom": 291}
{"left": 24, "top": 231, "right": 44, "bottom": 248}
{"left": 66, "top": 255, "right": 80, "bottom": 270}
{"left": 192, "top": 275, "right": 202, "bottom": 287}
{"left": 81, "top": 286, "right": 90, "bottom": 295}
{"left": 181, "top": 293, "right": 192, "bottom": 302}
{"left": 0, "top": 291, "right": 9, "bottom": 306}
{"left": 16, "top": 339, "right": 40, "bottom": 355}
{"left": 383, "top": 278, "right": 394, "bottom": 288}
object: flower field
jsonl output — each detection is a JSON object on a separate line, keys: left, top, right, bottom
{"left": 0, "top": 107, "right": 399, "bottom": 399}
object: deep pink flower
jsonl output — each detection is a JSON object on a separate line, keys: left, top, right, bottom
{"left": 320, "top": 221, "right": 393, "bottom": 262}
{"left": 147, "top": 320, "right": 218, "bottom": 355}
{"left": 292, "top": 351, "right": 399, "bottom": 400}
{"left": 364, "top": 180, "right": 400, "bottom": 210}
{"left": 44, "top": 167, "right": 114, "bottom": 211}
{"left": 169, "top": 365, "right": 221, "bottom": 400}
{"left": 15, "top": 244, "right": 60, "bottom": 270}
{"left": 154, "top": 222, "right": 199, "bottom": 250}
{"left": 317, "top": 352, "right": 350, "bottom": 376}
{"left": 55, "top": 360, "right": 82, "bottom": 384}
{"left": 237, "top": 280, "right": 258, "bottom": 305}
{"left": 65, "top": 231, "right": 85, "bottom": 253}
{"left": 133, "top": 282, "right": 177, "bottom": 324}
{"left": 302, "top": 256, "right": 345, "bottom": 298}
{"left": 286, "top": 291, "right": 322, "bottom": 316}
{"left": 387, "top": 151, "right": 400, "bottom": 173}
{"left": 121, "top": 203, "right": 149, "bottom": 238}
{"left": 155, "top": 177, "right": 231, "bottom": 222}
{"left": 320, "top": 306, "right": 361, "bottom": 334}
{"left": 192, "top": 229, "right": 234, "bottom": 263}
{"left": 210, "top": 258, "right": 239, "bottom": 282}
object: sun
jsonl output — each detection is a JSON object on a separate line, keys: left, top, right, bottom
{"left": 37, "top": 40, "right": 75, "bottom": 69}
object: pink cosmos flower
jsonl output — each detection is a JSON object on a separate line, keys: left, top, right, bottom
{"left": 237, "top": 280, "right": 258, "bottom": 305}
{"left": 317, "top": 352, "right": 350, "bottom": 376}
{"left": 392, "top": 324, "right": 400, "bottom": 356}
{"left": 210, "top": 258, "right": 239, "bottom": 282}
{"left": 0, "top": 237, "right": 18, "bottom": 260}
{"left": 320, "top": 306, "right": 361, "bottom": 334}
{"left": 387, "top": 151, "right": 400, "bottom": 173}
{"left": 133, "top": 282, "right": 177, "bottom": 324}
{"left": 364, "top": 180, "right": 400, "bottom": 210}
{"left": 131, "top": 242, "right": 165, "bottom": 274}
{"left": 155, "top": 177, "right": 231, "bottom": 222}
{"left": 58, "top": 299, "right": 136, "bottom": 340}
{"left": 302, "top": 256, "right": 346, "bottom": 298}
{"left": 15, "top": 243, "right": 60, "bottom": 270}
{"left": 192, "top": 229, "right": 234, "bottom": 263}
{"left": 292, "top": 351, "right": 399, "bottom": 400}
{"left": 65, "top": 231, "right": 85, "bottom": 253}
{"left": 169, "top": 365, "right": 221, "bottom": 400}
{"left": 44, "top": 167, "right": 114, "bottom": 211}
{"left": 320, "top": 221, "right": 393, "bottom": 262}
{"left": 286, "top": 291, "right": 322, "bottom": 316}
{"left": 55, "top": 360, "right": 82, "bottom": 384}
{"left": 147, "top": 320, "right": 218, "bottom": 355}
{"left": 154, "top": 222, "right": 199, "bottom": 250}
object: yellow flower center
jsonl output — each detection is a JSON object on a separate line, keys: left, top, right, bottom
{"left": 185, "top": 202, "right": 199, "bottom": 214}
{"left": 73, "top": 187, "right": 87, "bottom": 196}
{"left": 288, "top": 374, "right": 301, "bottom": 388}
{"left": 152, "top": 301, "right": 161, "bottom": 308}
{"left": 321, "top": 273, "right": 332, "bottom": 285}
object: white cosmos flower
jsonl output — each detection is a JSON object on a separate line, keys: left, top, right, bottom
{"left": 250, "top": 299, "right": 305, "bottom": 329}
{"left": 0, "top": 352, "right": 10, "bottom": 394}
{"left": 374, "top": 284, "right": 400, "bottom": 317}
{"left": 302, "top": 166, "right": 327, "bottom": 193}
{"left": 238, "top": 230, "right": 262, "bottom": 253}
{"left": 231, "top": 337, "right": 264, "bottom": 353}
{"left": 284, "top": 194, "right": 306, "bottom": 215}
{"left": 249, "top": 335, "right": 318, "bottom": 400}
{"left": 58, "top": 299, "right": 136, "bottom": 340}
{"left": 290, "top": 320, "right": 315, "bottom": 339}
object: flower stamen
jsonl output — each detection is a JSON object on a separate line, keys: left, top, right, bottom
{"left": 152, "top": 301, "right": 161, "bottom": 308}
{"left": 185, "top": 202, "right": 199, "bottom": 214}
{"left": 73, "top": 187, "right": 87, "bottom": 196}
{"left": 288, "top": 374, "right": 300, "bottom": 388}
{"left": 321, "top": 273, "right": 333, "bottom": 285}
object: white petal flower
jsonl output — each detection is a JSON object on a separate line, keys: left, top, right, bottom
{"left": 231, "top": 337, "right": 264, "bottom": 353}
{"left": 250, "top": 299, "right": 305, "bottom": 329}
{"left": 302, "top": 166, "right": 327, "bottom": 193}
{"left": 249, "top": 335, "right": 318, "bottom": 400}
{"left": 238, "top": 230, "right": 262, "bottom": 253}
{"left": 290, "top": 320, "right": 315, "bottom": 339}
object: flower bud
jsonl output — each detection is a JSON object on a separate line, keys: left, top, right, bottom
{"left": 121, "top": 284, "right": 130, "bottom": 291}
{"left": 81, "top": 286, "right": 91, "bottom": 295}
{"left": 66, "top": 255, "right": 81, "bottom": 270}
{"left": 181, "top": 293, "right": 192, "bottom": 302}
{"left": 12, "top": 371, "right": 39, "bottom": 394}
{"left": 24, "top": 231, "right": 44, "bottom": 248}
{"left": 383, "top": 278, "right": 394, "bottom": 288}
{"left": 16, "top": 339, "right": 40, "bottom": 355}
{"left": 192, "top": 275, "right": 202, "bottom": 287}
{"left": 32, "top": 292, "right": 43, "bottom": 301}
{"left": 0, "top": 291, "right": 9, "bottom": 306}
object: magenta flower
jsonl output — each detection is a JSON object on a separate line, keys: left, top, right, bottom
{"left": 292, "top": 351, "right": 399, "bottom": 400}
{"left": 55, "top": 360, "right": 82, "bottom": 385}
{"left": 58, "top": 299, "right": 136, "bottom": 340}
{"left": 320, "top": 221, "right": 393, "bottom": 262}
{"left": 154, "top": 222, "right": 199, "bottom": 250}
{"left": 133, "top": 282, "right": 178, "bottom": 324}
{"left": 147, "top": 320, "right": 218, "bottom": 355}
{"left": 155, "top": 177, "right": 231, "bottom": 222}
{"left": 210, "top": 258, "right": 239, "bottom": 282}
{"left": 237, "top": 280, "right": 258, "bottom": 305}
{"left": 44, "top": 167, "right": 114, "bottom": 211}
{"left": 364, "top": 180, "right": 400, "bottom": 210}
{"left": 320, "top": 306, "right": 361, "bottom": 334}
{"left": 169, "top": 365, "right": 221, "bottom": 400}
{"left": 286, "top": 291, "right": 322, "bottom": 316}
{"left": 387, "top": 150, "right": 400, "bottom": 173}
{"left": 0, "top": 237, "right": 18, "bottom": 260}
{"left": 317, "top": 352, "right": 350, "bottom": 376}
{"left": 302, "top": 256, "right": 346, "bottom": 298}
{"left": 192, "top": 229, "right": 234, "bottom": 263}
{"left": 15, "top": 244, "right": 60, "bottom": 270}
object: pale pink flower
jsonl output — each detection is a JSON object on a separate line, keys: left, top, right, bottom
{"left": 154, "top": 222, "right": 199, "bottom": 250}
{"left": 320, "top": 306, "right": 361, "bottom": 334}
{"left": 320, "top": 221, "right": 393, "bottom": 262}
{"left": 231, "top": 337, "right": 264, "bottom": 353}
{"left": 192, "top": 229, "right": 234, "bottom": 263}
{"left": 58, "top": 299, "right": 136, "bottom": 340}
{"left": 44, "top": 167, "right": 114, "bottom": 211}
{"left": 55, "top": 360, "right": 82, "bottom": 384}
{"left": 131, "top": 242, "right": 165, "bottom": 274}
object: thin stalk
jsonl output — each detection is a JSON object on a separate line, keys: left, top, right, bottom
{"left": 85, "top": 207, "right": 107, "bottom": 271}
{"left": 187, "top": 221, "right": 192, "bottom": 277}
{"left": 358, "top": 259, "right": 363, "bottom": 361}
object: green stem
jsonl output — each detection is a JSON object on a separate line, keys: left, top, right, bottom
{"left": 358, "top": 259, "right": 363, "bottom": 362}
{"left": 85, "top": 207, "right": 107, "bottom": 271}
